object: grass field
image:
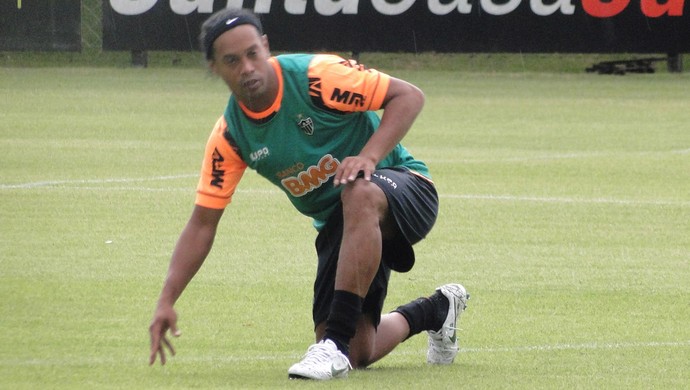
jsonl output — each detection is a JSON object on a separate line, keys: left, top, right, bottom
{"left": 1, "top": 64, "right": 689, "bottom": 389}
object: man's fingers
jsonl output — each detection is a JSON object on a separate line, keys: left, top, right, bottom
{"left": 334, "top": 155, "right": 375, "bottom": 187}
{"left": 162, "top": 336, "right": 176, "bottom": 357}
{"left": 149, "top": 335, "right": 177, "bottom": 366}
{"left": 148, "top": 350, "right": 156, "bottom": 366}
{"left": 159, "top": 344, "right": 167, "bottom": 365}
{"left": 170, "top": 324, "right": 182, "bottom": 338}
{"left": 149, "top": 326, "right": 162, "bottom": 365}
{"left": 149, "top": 321, "right": 180, "bottom": 366}
{"left": 149, "top": 343, "right": 165, "bottom": 366}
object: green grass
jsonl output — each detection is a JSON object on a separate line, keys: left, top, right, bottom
{"left": 2, "top": 50, "right": 687, "bottom": 74}
{"left": 1, "top": 66, "right": 689, "bottom": 389}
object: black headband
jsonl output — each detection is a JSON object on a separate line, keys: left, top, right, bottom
{"left": 204, "top": 14, "right": 263, "bottom": 60}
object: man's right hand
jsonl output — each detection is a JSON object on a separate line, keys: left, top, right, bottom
{"left": 148, "top": 305, "right": 181, "bottom": 365}
{"left": 147, "top": 206, "right": 224, "bottom": 365}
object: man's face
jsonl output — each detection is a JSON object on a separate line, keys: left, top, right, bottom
{"left": 209, "top": 25, "right": 274, "bottom": 110}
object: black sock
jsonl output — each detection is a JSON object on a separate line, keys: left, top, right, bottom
{"left": 393, "top": 292, "right": 449, "bottom": 340}
{"left": 324, "top": 290, "right": 363, "bottom": 356}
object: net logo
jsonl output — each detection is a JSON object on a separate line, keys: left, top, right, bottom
{"left": 280, "top": 154, "right": 339, "bottom": 197}
{"left": 109, "top": 0, "right": 685, "bottom": 17}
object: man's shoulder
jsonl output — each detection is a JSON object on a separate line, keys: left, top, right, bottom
{"left": 275, "top": 53, "right": 349, "bottom": 72}
{"left": 274, "top": 53, "right": 315, "bottom": 70}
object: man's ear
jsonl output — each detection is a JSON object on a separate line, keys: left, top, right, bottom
{"left": 262, "top": 34, "right": 270, "bottom": 54}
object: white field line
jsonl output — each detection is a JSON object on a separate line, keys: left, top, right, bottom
{"left": 459, "top": 340, "right": 690, "bottom": 353}
{"left": 176, "top": 340, "right": 690, "bottom": 362}
{"left": 1, "top": 174, "right": 688, "bottom": 207}
{"left": 442, "top": 193, "right": 690, "bottom": 207}
{"left": 3, "top": 147, "right": 688, "bottom": 190}
{"left": 1, "top": 340, "right": 688, "bottom": 367}
{"left": 0, "top": 174, "right": 198, "bottom": 189}
{"left": 428, "top": 148, "right": 690, "bottom": 164}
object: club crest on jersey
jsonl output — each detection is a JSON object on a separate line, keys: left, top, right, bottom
{"left": 297, "top": 115, "right": 314, "bottom": 136}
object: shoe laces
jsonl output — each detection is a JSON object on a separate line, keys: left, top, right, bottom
{"left": 300, "top": 341, "right": 351, "bottom": 369}
{"left": 429, "top": 342, "right": 457, "bottom": 354}
{"left": 301, "top": 343, "right": 335, "bottom": 364}
{"left": 429, "top": 324, "right": 461, "bottom": 339}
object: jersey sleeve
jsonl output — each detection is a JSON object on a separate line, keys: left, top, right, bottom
{"left": 307, "top": 54, "right": 391, "bottom": 113}
{"left": 195, "top": 116, "right": 247, "bottom": 209}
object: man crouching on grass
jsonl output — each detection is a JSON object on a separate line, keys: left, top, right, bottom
{"left": 148, "top": 8, "right": 469, "bottom": 380}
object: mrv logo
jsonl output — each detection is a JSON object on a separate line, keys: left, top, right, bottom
{"left": 331, "top": 88, "right": 365, "bottom": 108}
{"left": 211, "top": 147, "right": 224, "bottom": 188}
{"left": 109, "top": 0, "right": 686, "bottom": 17}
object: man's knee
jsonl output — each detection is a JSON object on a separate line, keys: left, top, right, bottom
{"left": 340, "top": 179, "right": 387, "bottom": 216}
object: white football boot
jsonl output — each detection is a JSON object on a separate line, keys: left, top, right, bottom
{"left": 288, "top": 339, "right": 352, "bottom": 380}
{"left": 427, "top": 283, "right": 470, "bottom": 364}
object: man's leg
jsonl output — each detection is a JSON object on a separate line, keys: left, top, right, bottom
{"left": 322, "top": 179, "right": 393, "bottom": 354}
{"left": 350, "top": 312, "right": 411, "bottom": 367}
{"left": 288, "top": 170, "right": 464, "bottom": 379}
{"left": 315, "top": 312, "right": 410, "bottom": 368}
{"left": 335, "top": 179, "right": 391, "bottom": 295}
{"left": 317, "top": 282, "right": 470, "bottom": 369}
{"left": 288, "top": 179, "right": 393, "bottom": 379}
{"left": 395, "top": 284, "right": 470, "bottom": 364}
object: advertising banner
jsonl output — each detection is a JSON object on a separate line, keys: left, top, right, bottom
{"left": 0, "top": 0, "right": 81, "bottom": 51}
{"left": 102, "top": 0, "right": 689, "bottom": 53}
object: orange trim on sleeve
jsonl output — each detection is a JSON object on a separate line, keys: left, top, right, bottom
{"left": 195, "top": 116, "right": 247, "bottom": 209}
{"left": 308, "top": 54, "right": 391, "bottom": 112}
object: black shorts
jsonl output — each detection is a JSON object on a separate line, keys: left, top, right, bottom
{"left": 312, "top": 167, "right": 439, "bottom": 328}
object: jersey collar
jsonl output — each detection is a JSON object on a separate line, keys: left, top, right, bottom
{"left": 238, "top": 57, "right": 283, "bottom": 122}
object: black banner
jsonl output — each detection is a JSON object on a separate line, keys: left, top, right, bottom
{"left": 102, "top": 0, "right": 690, "bottom": 53}
{"left": 0, "top": 0, "right": 81, "bottom": 51}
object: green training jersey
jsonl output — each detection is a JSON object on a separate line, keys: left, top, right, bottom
{"left": 195, "top": 54, "right": 430, "bottom": 229}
